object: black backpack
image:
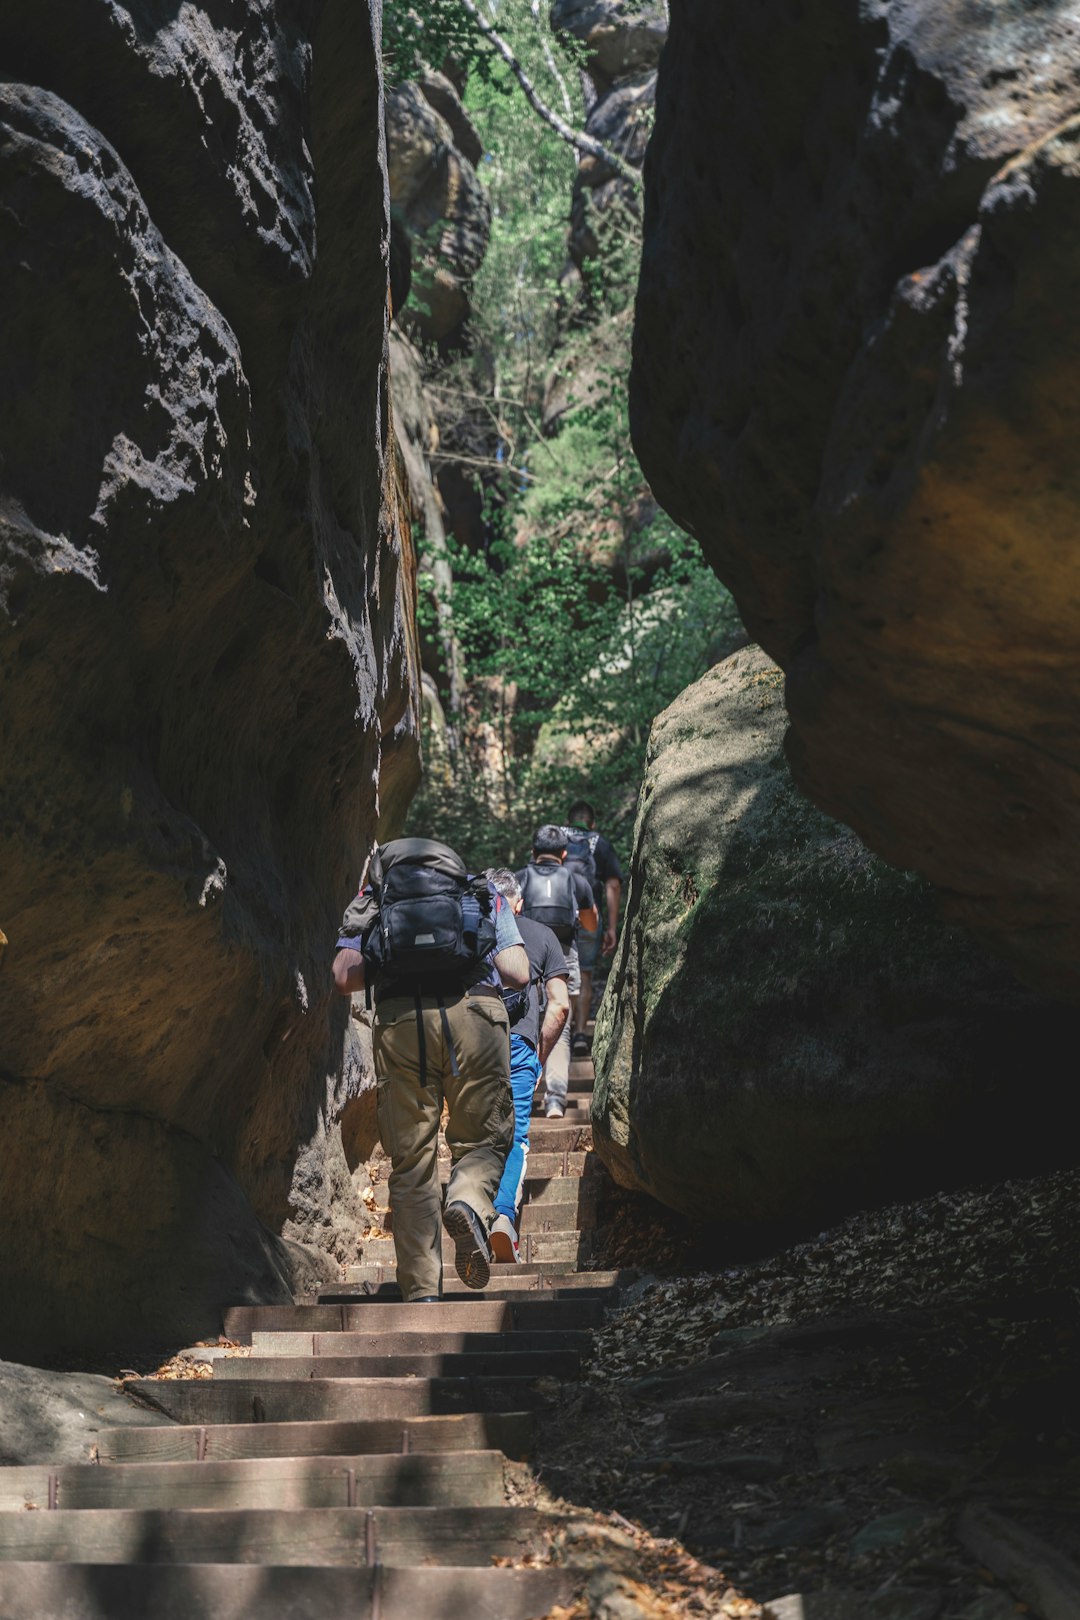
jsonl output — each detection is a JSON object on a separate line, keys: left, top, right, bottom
{"left": 361, "top": 838, "right": 495, "bottom": 985}
{"left": 519, "top": 861, "right": 577, "bottom": 944}
{"left": 563, "top": 826, "right": 599, "bottom": 894}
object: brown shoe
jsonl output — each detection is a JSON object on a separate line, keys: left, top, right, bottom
{"left": 442, "top": 1201, "right": 492, "bottom": 1290}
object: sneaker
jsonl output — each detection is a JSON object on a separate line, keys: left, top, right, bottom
{"left": 490, "top": 1214, "right": 522, "bottom": 1265}
{"left": 442, "top": 1201, "right": 492, "bottom": 1290}
{"left": 545, "top": 1098, "right": 565, "bottom": 1119}
{"left": 571, "top": 1032, "right": 590, "bottom": 1058}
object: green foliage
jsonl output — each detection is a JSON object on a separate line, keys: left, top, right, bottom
{"left": 399, "top": 1, "right": 744, "bottom": 873}
{"left": 382, "top": 3, "right": 487, "bottom": 86}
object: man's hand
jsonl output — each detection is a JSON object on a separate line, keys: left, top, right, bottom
{"left": 602, "top": 927, "right": 617, "bottom": 956}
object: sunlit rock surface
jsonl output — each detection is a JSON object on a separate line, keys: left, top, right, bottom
{"left": 631, "top": 0, "right": 1080, "bottom": 996}
{"left": 592, "top": 646, "right": 1074, "bottom": 1234}
{"left": 0, "top": 0, "right": 420, "bottom": 1359}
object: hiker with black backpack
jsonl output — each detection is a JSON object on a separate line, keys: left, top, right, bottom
{"left": 564, "top": 798, "right": 623, "bottom": 1057}
{"left": 515, "top": 825, "right": 599, "bottom": 1119}
{"left": 485, "top": 867, "right": 571, "bottom": 1263}
{"left": 331, "top": 838, "right": 529, "bottom": 1300}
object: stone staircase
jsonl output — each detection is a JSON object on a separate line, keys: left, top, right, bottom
{"left": 0, "top": 1048, "right": 632, "bottom": 1617}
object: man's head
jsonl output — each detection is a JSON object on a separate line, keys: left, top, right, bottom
{"left": 486, "top": 867, "right": 523, "bottom": 915}
{"left": 533, "top": 824, "right": 567, "bottom": 862}
{"left": 567, "top": 799, "right": 595, "bottom": 829}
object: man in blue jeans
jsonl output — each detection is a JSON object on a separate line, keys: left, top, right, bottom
{"left": 485, "top": 868, "right": 571, "bottom": 1263}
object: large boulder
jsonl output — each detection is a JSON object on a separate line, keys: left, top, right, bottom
{"left": 631, "top": 0, "right": 1080, "bottom": 997}
{"left": 0, "top": 1, "right": 420, "bottom": 1360}
{"left": 592, "top": 647, "right": 1075, "bottom": 1236}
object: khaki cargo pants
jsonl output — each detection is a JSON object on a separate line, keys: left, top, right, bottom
{"left": 373, "top": 985, "right": 513, "bottom": 1301}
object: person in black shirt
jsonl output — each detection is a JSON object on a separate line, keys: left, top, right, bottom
{"left": 515, "top": 825, "right": 598, "bottom": 1117}
{"left": 565, "top": 798, "right": 623, "bottom": 1055}
{"left": 485, "top": 868, "right": 571, "bottom": 1263}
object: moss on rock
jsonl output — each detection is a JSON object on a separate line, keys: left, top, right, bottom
{"left": 592, "top": 646, "right": 1076, "bottom": 1239}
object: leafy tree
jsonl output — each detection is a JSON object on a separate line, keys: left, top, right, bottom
{"left": 394, "top": 1, "right": 743, "bottom": 868}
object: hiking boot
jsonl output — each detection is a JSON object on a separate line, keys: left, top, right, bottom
{"left": 571, "top": 1031, "right": 590, "bottom": 1058}
{"left": 490, "top": 1214, "right": 521, "bottom": 1265}
{"left": 545, "top": 1098, "right": 565, "bottom": 1119}
{"left": 442, "top": 1201, "right": 492, "bottom": 1290}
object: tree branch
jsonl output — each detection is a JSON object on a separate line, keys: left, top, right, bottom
{"left": 530, "top": 0, "right": 575, "bottom": 121}
{"left": 458, "top": 0, "right": 643, "bottom": 189}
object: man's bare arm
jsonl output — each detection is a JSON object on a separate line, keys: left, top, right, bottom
{"left": 602, "top": 876, "right": 622, "bottom": 956}
{"left": 538, "top": 976, "right": 570, "bottom": 1066}
{"left": 332, "top": 947, "right": 366, "bottom": 996}
{"left": 493, "top": 943, "right": 529, "bottom": 989}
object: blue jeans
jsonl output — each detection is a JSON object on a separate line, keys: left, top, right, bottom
{"left": 494, "top": 1033, "right": 542, "bottom": 1220}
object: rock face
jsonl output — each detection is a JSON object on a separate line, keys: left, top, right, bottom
{"left": 631, "top": 1, "right": 1080, "bottom": 996}
{"left": 592, "top": 646, "right": 1074, "bottom": 1235}
{"left": 551, "top": 0, "right": 665, "bottom": 281}
{"left": 0, "top": 2, "right": 420, "bottom": 1359}
{"left": 386, "top": 76, "right": 490, "bottom": 343}
{"left": 0, "top": 1361, "right": 172, "bottom": 1465}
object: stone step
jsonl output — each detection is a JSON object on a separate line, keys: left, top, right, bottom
{"left": 225, "top": 1298, "right": 607, "bottom": 1339}
{"left": 98, "top": 1411, "right": 534, "bottom": 1465}
{"left": 358, "top": 1232, "right": 596, "bottom": 1270}
{"left": 326, "top": 1269, "right": 628, "bottom": 1299}
{"left": 375, "top": 1166, "right": 605, "bottom": 1218}
{"left": 0, "top": 1451, "right": 505, "bottom": 1512}
{"left": 125, "top": 1376, "right": 556, "bottom": 1427}
{"left": 439, "top": 1149, "right": 592, "bottom": 1180}
{"left": 0, "top": 1564, "right": 580, "bottom": 1620}
{"left": 0, "top": 1505, "right": 550, "bottom": 1567}
{"left": 215, "top": 1348, "right": 581, "bottom": 1381}
{"left": 381, "top": 1196, "right": 598, "bottom": 1237}
{"left": 249, "top": 1328, "right": 593, "bottom": 1357}
{"left": 523, "top": 1121, "right": 592, "bottom": 1150}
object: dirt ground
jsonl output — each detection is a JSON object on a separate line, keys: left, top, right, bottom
{"left": 527, "top": 1164, "right": 1080, "bottom": 1619}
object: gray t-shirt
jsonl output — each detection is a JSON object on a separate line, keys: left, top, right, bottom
{"left": 513, "top": 915, "right": 568, "bottom": 1050}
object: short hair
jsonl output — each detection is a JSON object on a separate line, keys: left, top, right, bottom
{"left": 567, "top": 799, "right": 595, "bottom": 827}
{"left": 533, "top": 824, "right": 567, "bottom": 857}
{"left": 486, "top": 867, "right": 521, "bottom": 904}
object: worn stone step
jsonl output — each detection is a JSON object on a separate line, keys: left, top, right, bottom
{"left": 381, "top": 1197, "right": 597, "bottom": 1237}
{"left": 0, "top": 1505, "right": 551, "bottom": 1567}
{"left": 523, "top": 1174, "right": 606, "bottom": 1208}
{"left": 217, "top": 1348, "right": 581, "bottom": 1381}
{"left": 518, "top": 1198, "right": 598, "bottom": 1232}
{"left": 378, "top": 1166, "right": 608, "bottom": 1218}
{"left": 250, "top": 1328, "right": 593, "bottom": 1357}
{"left": 327, "top": 1269, "right": 627, "bottom": 1299}
{"left": 356, "top": 1233, "right": 595, "bottom": 1271}
{"left": 0, "top": 1451, "right": 504, "bottom": 1512}
{"left": 98, "top": 1411, "right": 534, "bottom": 1465}
{"left": 439, "top": 1149, "right": 591, "bottom": 1180}
{"left": 225, "top": 1298, "right": 607, "bottom": 1339}
{"left": 125, "top": 1376, "right": 556, "bottom": 1426}
{"left": 2, "top": 1563, "right": 580, "bottom": 1619}
{"left": 523, "top": 1121, "right": 592, "bottom": 1150}
{"left": 0, "top": 1562, "right": 580, "bottom": 1620}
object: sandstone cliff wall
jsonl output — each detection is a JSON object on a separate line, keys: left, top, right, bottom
{"left": 593, "top": 647, "right": 1076, "bottom": 1234}
{"left": 631, "top": 0, "right": 1080, "bottom": 996}
{"left": 0, "top": 0, "right": 420, "bottom": 1359}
